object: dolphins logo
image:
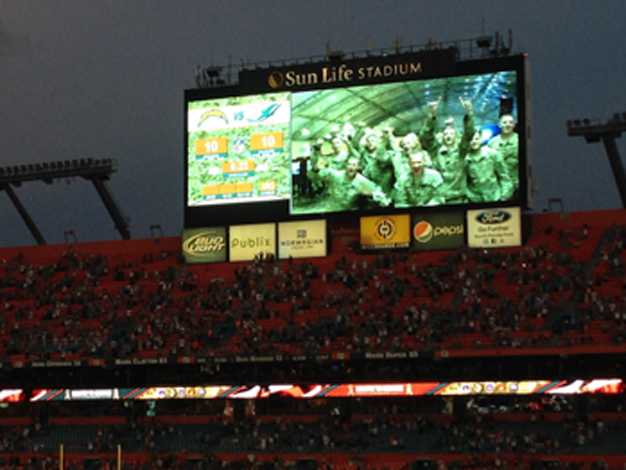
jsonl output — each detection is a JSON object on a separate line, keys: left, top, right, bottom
{"left": 197, "top": 109, "right": 228, "bottom": 127}
{"left": 247, "top": 103, "right": 281, "bottom": 123}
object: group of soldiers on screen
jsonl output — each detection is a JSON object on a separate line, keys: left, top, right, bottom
{"left": 307, "top": 97, "right": 519, "bottom": 212}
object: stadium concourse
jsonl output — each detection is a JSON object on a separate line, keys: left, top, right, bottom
{"left": 2, "top": 209, "right": 626, "bottom": 468}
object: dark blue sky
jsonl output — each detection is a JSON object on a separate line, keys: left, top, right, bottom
{"left": 1, "top": 1, "right": 625, "bottom": 247}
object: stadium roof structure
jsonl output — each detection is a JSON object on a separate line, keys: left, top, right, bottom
{"left": 290, "top": 72, "right": 515, "bottom": 141}
{"left": 0, "top": 158, "right": 130, "bottom": 245}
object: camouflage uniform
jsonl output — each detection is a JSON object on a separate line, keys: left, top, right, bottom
{"left": 465, "top": 146, "right": 514, "bottom": 203}
{"left": 309, "top": 167, "right": 388, "bottom": 212}
{"left": 310, "top": 144, "right": 351, "bottom": 172}
{"left": 355, "top": 139, "right": 396, "bottom": 198}
{"left": 391, "top": 149, "right": 433, "bottom": 180}
{"left": 488, "top": 133, "right": 519, "bottom": 192}
{"left": 394, "top": 167, "right": 444, "bottom": 207}
{"left": 421, "top": 114, "right": 474, "bottom": 204}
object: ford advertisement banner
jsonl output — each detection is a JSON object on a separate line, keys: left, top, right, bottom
{"left": 467, "top": 207, "right": 522, "bottom": 248}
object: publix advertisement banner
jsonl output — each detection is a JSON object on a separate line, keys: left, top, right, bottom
{"left": 467, "top": 207, "right": 522, "bottom": 248}
{"left": 182, "top": 227, "right": 227, "bottom": 263}
{"left": 360, "top": 214, "right": 411, "bottom": 250}
{"left": 411, "top": 212, "right": 464, "bottom": 251}
{"left": 229, "top": 223, "right": 276, "bottom": 262}
{"left": 278, "top": 220, "right": 327, "bottom": 259}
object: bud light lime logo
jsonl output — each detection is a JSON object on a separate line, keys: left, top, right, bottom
{"left": 413, "top": 221, "right": 434, "bottom": 243}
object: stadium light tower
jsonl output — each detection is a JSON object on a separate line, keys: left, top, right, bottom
{"left": 567, "top": 112, "right": 626, "bottom": 208}
{"left": 0, "top": 158, "right": 130, "bottom": 245}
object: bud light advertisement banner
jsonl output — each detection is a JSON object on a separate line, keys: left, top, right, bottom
{"left": 182, "top": 227, "right": 227, "bottom": 263}
{"left": 467, "top": 207, "right": 521, "bottom": 248}
{"left": 411, "top": 212, "right": 464, "bottom": 252}
{"left": 229, "top": 223, "right": 276, "bottom": 262}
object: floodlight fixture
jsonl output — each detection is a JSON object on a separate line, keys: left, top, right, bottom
{"left": 327, "top": 50, "right": 344, "bottom": 62}
{"left": 476, "top": 36, "right": 492, "bottom": 49}
{"left": 205, "top": 66, "right": 222, "bottom": 78}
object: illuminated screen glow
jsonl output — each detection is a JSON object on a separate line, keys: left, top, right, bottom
{"left": 186, "top": 69, "right": 522, "bottom": 218}
{"left": 187, "top": 92, "right": 291, "bottom": 206}
{"left": 29, "top": 379, "right": 625, "bottom": 401}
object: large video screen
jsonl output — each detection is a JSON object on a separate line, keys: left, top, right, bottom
{"left": 185, "top": 55, "right": 527, "bottom": 227}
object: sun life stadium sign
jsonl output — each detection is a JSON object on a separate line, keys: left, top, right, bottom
{"left": 267, "top": 61, "right": 424, "bottom": 89}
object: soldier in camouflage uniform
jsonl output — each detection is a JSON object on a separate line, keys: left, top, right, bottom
{"left": 390, "top": 132, "right": 434, "bottom": 179}
{"left": 309, "top": 156, "right": 391, "bottom": 212}
{"left": 311, "top": 134, "right": 353, "bottom": 172}
{"left": 309, "top": 127, "right": 360, "bottom": 198}
{"left": 421, "top": 97, "right": 475, "bottom": 204}
{"left": 350, "top": 126, "right": 396, "bottom": 199}
{"left": 487, "top": 114, "right": 519, "bottom": 193}
{"left": 465, "top": 131, "right": 514, "bottom": 203}
{"left": 394, "top": 152, "right": 444, "bottom": 207}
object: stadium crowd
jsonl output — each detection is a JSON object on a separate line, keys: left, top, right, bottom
{"left": 1, "top": 215, "right": 626, "bottom": 467}
{"left": 0, "top": 220, "right": 619, "bottom": 364}
{"left": 0, "top": 396, "right": 624, "bottom": 469}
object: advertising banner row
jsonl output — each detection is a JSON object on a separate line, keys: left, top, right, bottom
{"left": 360, "top": 207, "right": 522, "bottom": 252}
{"left": 183, "top": 207, "right": 521, "bottom": 263}
{"left": 183, "top": 220, "right": 327, "bottom": 263}
{"left": 23, "top": 379, "right": 624, "bottom": 402}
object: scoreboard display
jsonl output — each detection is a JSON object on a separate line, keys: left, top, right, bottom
{"left": 185, "top": 51, "right": 531, "bottom": 228}
{"left": 187, "top": 93, "right": 291, "bottom": 206}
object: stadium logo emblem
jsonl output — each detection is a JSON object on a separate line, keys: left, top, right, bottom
{"left": 375, "top": 218, "right": 395, "bottom": 240}
{"left": 268, "top": 71, "right": 285, "bottom": 89}
{"left": 413, "top": 221, "right": 434, "bottom": 243}
{"left": 476, "top": 210, "right": 511, "bottom": 225}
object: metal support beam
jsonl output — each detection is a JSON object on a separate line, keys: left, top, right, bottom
{"left": 602, "top": 134, "right": 626, "bottom": 208}
{"left": 89, "top": 177, "right": 131, "bottom": 240}
{"left": 567, "top": 113, "right": 626, "bottom": 209}
{"left": 2, "top": 184, "right": 47, "bottom": 245}
{"left": 0, "top": 158, "right": 131, "bottom": 244}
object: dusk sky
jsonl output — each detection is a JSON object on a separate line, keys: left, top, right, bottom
{"left": 1, "top": 1, "right": 625, "bottom": 247}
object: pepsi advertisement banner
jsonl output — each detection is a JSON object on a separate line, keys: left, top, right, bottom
{"left": 411, "top": 211, "right": 464, "bottom": 251}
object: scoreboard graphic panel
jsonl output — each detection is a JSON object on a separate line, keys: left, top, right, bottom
{"left": 187, "top": 93, "right": 291, "bottom": 207}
